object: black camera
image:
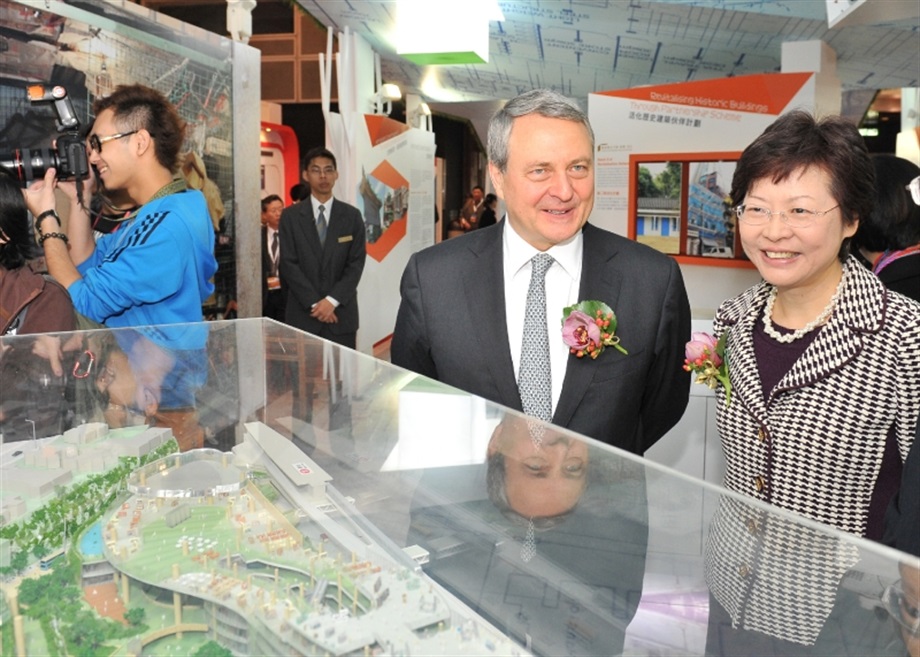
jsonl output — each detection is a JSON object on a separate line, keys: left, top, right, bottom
{"left": 0, "top": 84, "right": 89, "bottom": 186}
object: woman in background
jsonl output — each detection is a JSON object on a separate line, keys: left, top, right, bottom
{"left": 852, "top": 154, "right": 920, "bottom": 302}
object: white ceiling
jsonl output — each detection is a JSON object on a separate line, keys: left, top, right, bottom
{"left": 296, "top": 0, "right": 920, "bottom": 100}
{"left": 296, "top": 0, "right": 919, "bottom": 136}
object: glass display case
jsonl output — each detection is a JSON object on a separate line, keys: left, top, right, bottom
{"left": 0, "top": 318, "right": 916, "bottom": 656}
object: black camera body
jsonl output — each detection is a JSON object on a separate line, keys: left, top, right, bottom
{"left": 0, "top": 85, "right": 89, "bottom": 186}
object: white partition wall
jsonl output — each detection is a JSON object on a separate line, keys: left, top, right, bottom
{"left": 318, "top": 29, "right": 437, "bottom": 354}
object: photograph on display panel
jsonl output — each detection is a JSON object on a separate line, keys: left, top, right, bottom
{"left": 629, "top": 152, "right": 748, "bottom": 265}
{"left": 634, "top": 161, "right": 682, "bottom": 255}
{"left": 687, "top": 159, "right": 737, "bottom": 258}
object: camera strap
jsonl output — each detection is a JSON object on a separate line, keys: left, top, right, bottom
{"left": 143, "top": 178, "right": 189, "bottom": 210}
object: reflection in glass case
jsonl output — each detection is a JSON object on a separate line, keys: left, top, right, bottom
{"left": 0, "top": 319, "right": 916, "bottom": 656}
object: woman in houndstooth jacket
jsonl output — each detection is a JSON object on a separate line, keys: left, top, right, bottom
{"left": 704, "top": 111, "right": 920, "bottom": 654}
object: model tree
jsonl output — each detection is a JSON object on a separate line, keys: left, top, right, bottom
{"left": 194, "top": 640, "right": 233, "bottom": 657}
{"left": 10, "top": 550, "right": 28, "bottom": 573}
{"left": 124, "top": 607, "right": 146, "bottom": 627}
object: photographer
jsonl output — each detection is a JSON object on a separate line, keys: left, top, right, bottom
{"left": 23, "top": 84, "right": 217, "bottom": 333}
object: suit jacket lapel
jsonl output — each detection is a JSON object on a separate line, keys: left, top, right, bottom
{"left": 721, "top": 260, "right": 880, "bottom": 412}
{"left": 771, "top": 260, "right": 877, "bottom": 402}
{"left": 772, "top": 320, "right": 862, "bottom": 401}
{"left": 725, "top": 297, "right": 770, "bottom": 418}
{"left": 462, "top": 228, "right": 522, "bottom": 411}
{"left": 728, "top": 291, "right": 863, "bottom": 413}
{"left": 553, "top": 225, "right": 622, "bottom": 427}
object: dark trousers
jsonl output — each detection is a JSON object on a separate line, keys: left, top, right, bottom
{"left": 263, "top": 288, "right": 286, "bottom": 322}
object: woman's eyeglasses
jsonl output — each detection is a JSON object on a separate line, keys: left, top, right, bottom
{"left": 734, "top": 204, "right": 839, "bottom": 229}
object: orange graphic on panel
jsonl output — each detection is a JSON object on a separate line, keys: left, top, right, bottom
{"left": 363, "top": 159, "right": 409, "bottom": 262}
{"left": 597, "top": 72, "right": 812, "bottom": 116}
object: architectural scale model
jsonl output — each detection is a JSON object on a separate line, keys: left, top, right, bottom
{"left": 0, "top": 421, "right": 527, "bottom": 656}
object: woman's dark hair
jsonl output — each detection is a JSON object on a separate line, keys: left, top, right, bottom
{"left": 731, "top": 110, "right": 875, "bottom": 261}
{"left": 0, "top": 168, "right": 36, "bottom": 269}
{"left": 853, "top": 154, "right": 920, "bottom": 253}
{"left": 484, "top": 192, "right": 498, "bottom": 207}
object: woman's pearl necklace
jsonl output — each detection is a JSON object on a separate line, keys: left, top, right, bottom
{"left": 762, "top": 277, "right": 845, "bottom": 344}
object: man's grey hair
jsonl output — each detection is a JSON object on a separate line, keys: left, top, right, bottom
{"left": 488, "top": 89, "right": 594, "bottom": 173}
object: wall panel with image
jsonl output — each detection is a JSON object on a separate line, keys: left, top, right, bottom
{"left": 629, "top": 152, "right": 754, "bottom": 268}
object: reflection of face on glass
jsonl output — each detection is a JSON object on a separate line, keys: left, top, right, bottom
{"left": 487, "top": 416, "right": 588, "bottom": 519}
{"left": 95, "top": 349, "right": 156, "bottom": 427}
{"left": 890, "top": 562, "right": 920, "bottom": 657}
{"left": 94, "top": 338, "right": 171, "bottom": 428}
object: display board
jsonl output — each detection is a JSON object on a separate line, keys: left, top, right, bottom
{"left": 588, "top": 72, "right": 818, "bottom": 313}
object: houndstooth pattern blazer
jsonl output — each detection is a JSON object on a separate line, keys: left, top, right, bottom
{"left": 705, "top": 256, "right": 920, "bottom": 643}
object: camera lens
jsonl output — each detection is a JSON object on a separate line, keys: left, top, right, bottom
{"left": 0, "top": 147, "right": 61, "bottom": 186}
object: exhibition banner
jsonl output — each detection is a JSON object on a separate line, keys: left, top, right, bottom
{"left": 589, "top": 72, "right": 815, "bottom": 237}
{"left": 354, "top": 114, "right": 436, "bottom": 353}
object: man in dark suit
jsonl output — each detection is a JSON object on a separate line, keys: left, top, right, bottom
{"left": 279, "top": 147, "right": 366, "bottom": 349}
{"left": 261, "top": 194, "right": 286, "bottom": 321}
{"left": 391, "top": 89, "right": 691, "bottom": 453}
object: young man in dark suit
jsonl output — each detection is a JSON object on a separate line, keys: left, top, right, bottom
{"left": 392, "top": 89, "right": 691, "bottom": 454}
{"left": 279, "top": 147, "right": 366, "bottom": 349}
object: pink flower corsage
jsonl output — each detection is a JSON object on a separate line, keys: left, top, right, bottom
{"left": 683, "top": 331, "right": 731, "bottom": 405}
{"left": 561, "top": 301, "right": 628, "bottom": 359}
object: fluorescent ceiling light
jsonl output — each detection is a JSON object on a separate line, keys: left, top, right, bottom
{"left": 396, "top": 0, "right": 500, "bottom": 65}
